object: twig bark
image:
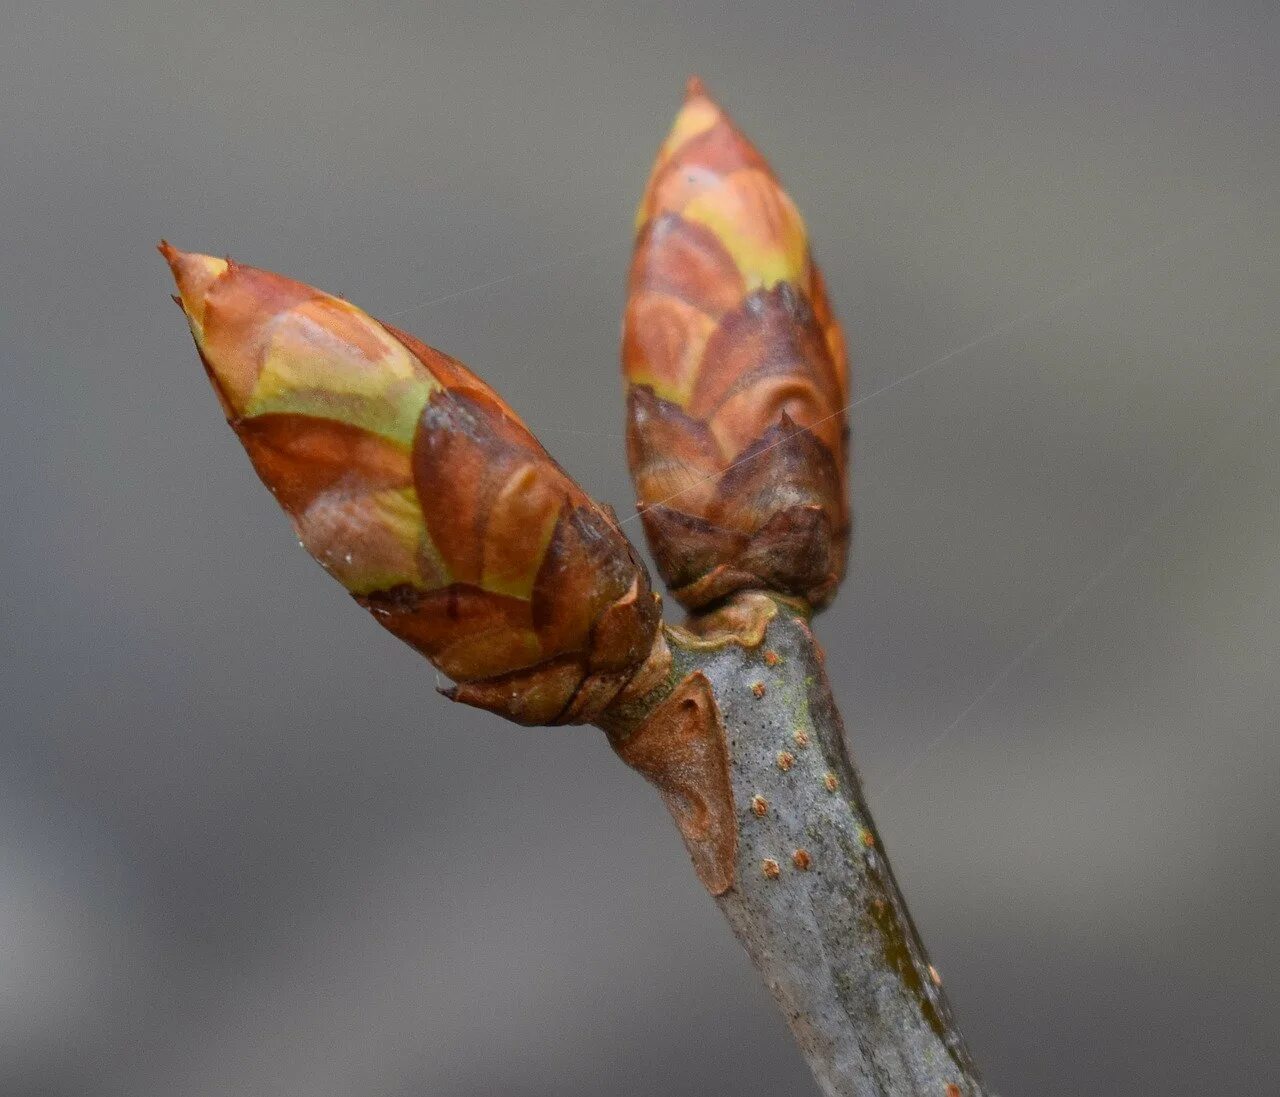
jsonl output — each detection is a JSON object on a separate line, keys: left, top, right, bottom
{"left": 604, "top": 594, "right": 990, "bottom": 1097}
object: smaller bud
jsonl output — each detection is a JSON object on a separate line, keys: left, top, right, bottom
{"left": 623, "top": 79, "right": 850, "bottom": 611}
{"left": 162, "top": 243, "right": 662, "bottom": 725}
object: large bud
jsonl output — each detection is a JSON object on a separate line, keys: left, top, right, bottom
{"left": 623, "top": 78, "right": 850, "bottom": 611}
{"left": 162, "top": 244, "right": 663, "bottom": 725}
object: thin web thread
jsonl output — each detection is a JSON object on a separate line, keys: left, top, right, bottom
{"left": 384, "top": 238, "right": 616, "bottom": 321}
{"left": 619, "top": 209, "right": 1236, "bottom": 526}
{"left": 879, "top": 366, "right": 1280, "bottom": 796}
{"left": 376, "top": 197, "right": 1255, "bottom": 796}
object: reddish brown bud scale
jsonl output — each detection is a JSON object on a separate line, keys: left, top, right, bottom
{"left": 162, "top": 244, "right": 661, "bottom": 726}
{"left": 624, "top": 80, "right": 850, "bottom": 611}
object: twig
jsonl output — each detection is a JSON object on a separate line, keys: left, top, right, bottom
{"left": 603, "top": 595, "right": 989, "bottom": 1097}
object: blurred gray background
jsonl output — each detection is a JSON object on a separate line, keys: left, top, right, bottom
{"left": 2, "top": 1, "right": 1277, "bottom": 1094}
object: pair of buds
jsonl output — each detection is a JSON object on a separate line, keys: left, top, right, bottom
{"left": 163, "top": 78, "right": 850, "bottom": 728}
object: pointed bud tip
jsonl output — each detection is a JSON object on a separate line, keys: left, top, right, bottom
{"left": 684, "top": 74, "right": 707, "bottom": 101}
{"left": 158, "top": 242, "right": 230, "bottom": 326}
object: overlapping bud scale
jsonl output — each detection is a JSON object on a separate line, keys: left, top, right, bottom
{"left": 162, "top": 244, "right": 661, "bottom": 725}
{"left": 624, "top": 78, "right": 850, "bottom": 610}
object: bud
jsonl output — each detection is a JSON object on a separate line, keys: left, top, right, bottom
{"left": 162, "top": 244, "right": 662, "bottom": 725}
{"left": 623, "top": 78, "right": 850, "bottom": 611}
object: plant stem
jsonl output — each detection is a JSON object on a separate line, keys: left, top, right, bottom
{"left": 610, "top": 597, "right": 991, "bottom": 1097}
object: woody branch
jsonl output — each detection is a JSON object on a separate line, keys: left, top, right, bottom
{"left": 163, "top": 77, "right": 990, "bottom": 1097}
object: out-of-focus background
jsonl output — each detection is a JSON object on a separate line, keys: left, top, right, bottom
{"left": 3, "top": 2, "right": 1277, "bottom": 1094}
